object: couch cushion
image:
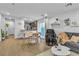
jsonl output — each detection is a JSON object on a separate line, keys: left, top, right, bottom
{"left": 65, "top": 41, "right": 79, "bottom": 53}
{"left": 70, "top": 36, "right": 79, "bottom": 43}
{"left": 58, "top": 32, "right": 69, "bottom": 44}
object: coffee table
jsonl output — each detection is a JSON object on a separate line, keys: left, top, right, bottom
{"left": 51, "top": 45, "right": 71, "bottom": 56}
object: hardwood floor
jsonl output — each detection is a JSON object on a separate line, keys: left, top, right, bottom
{"left": 0, "top": 36, "right": 51, "bottom": 56}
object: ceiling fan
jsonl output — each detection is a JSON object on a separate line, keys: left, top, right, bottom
{"left": 65, "top": 3, "right": 72, "bottom": 7}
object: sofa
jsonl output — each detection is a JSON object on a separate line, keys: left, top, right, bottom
{"left": 64, "top": 32, "right": 79, "bottom": 53}
{"left": 65, "top": 41, "right": 79, "bottom": 53}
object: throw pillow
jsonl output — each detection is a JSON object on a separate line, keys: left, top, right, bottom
{"left": 70, "top": 36, "right": 79, "bottom": 43}
{"left": 58, "top": 32, "right": 69, "bottom": 44}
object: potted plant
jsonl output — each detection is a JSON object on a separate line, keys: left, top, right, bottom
{"left": 5, "top": 23, "right": 9, "bottom": 38}
{"left": 1, "top": 29, "right": 5, "bottom": 40}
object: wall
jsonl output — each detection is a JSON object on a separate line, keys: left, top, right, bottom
{"left": 48, "top": 9, "right": 79, "bottom": 34}
{"left": 0, "top": 14, "right": 1, "bottom": 41}
{"left": 0, "top": 14, "right": 5, "bottom": 41}
{"left": 14, "top": 19, "right": 24, "bottom": 38}
{"left": 5, "top": 20, "right": 15, "bottom": 35}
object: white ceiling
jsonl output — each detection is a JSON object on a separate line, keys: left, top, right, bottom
{"left": 0, "top": 3, "right": 79, "bottom": 22}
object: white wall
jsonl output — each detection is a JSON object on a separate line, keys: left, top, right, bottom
{"left": 5, "top": 20, "right": 15, "bottom": 35}
{"left": 14, "top": 20, "right": 24, "bottom": 38}
{"left": 0, "top": 14, "right": 5, "bottom": 41}
{"left": 0, "top": 14, "right": 1, "bottom": 41}
{"left": 48, "top": 9, "right": 79, "bottom": 34}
